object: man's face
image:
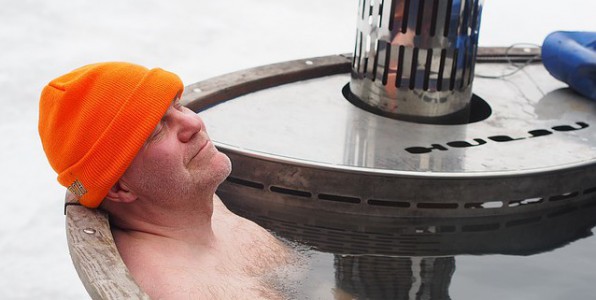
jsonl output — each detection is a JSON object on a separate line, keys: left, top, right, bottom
{"left": 119, "top": 98, "right": 231, "bottom": 207}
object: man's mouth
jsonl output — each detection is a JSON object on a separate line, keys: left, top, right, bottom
{"left": 190, "top": 139, "right": 210, "bottom": 163}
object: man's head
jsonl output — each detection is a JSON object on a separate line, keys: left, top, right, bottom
{"left": 39, "top": 62, "right": 229, "bottom": 208}
{"left": 104, "top": 92, "right": 232, "bottom": 211}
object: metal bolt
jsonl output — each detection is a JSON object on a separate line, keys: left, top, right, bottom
{"left": 193, "top": 87, "right": 203, "bottom": 93}
{"left": 83, "top": 228, "right": 96, "bottom": 235}
{"left": 305, "top": 60, "right": 314, "bottom": 65}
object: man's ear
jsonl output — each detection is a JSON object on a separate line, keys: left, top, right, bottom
{"left": 105, "top": 180, "right": 138, "bottom": 203}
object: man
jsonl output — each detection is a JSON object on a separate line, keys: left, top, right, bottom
{"left": 39, "top": 62, "right": 293, "bottom": 299}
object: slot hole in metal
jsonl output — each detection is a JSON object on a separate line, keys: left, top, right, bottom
{"left": 318, "top": 194, "right": 361, "bottom": 204}
{"left": 368, "top": 199, "right": 411, "bottom": 208}
{"left": 226, "top": 177, "right": 264, "bottom": 190}
{"left": 584, "top": 186, "right": 596, "bottom": 195}
{"left": 417, "top": 202, "right": 458, "bottom": 209}
{"left": 464, "top": 201, "right": 503, "bottom": 209}
{"left": 508, "top": 197, "right": 544, "bottom": 207}
{"left": 270, "top": 186, "right": 312, "bottom": 198}
{"left": 550, "top": 192, "right": 579, "bottom": 202}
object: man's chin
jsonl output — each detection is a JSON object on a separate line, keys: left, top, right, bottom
{"left": 220, "top": 153, "right": 233, "bottom": 178}
{"left": 211, "top": 151, "right": 232, "bottom": 185}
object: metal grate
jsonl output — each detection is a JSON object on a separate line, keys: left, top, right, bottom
{"left": 350, "top": 0, "right": 484, "bottom": 122}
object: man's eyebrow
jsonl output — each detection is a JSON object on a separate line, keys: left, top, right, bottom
{"left": 145, "top": 92, "right": 182, "bottom": 145}
{"left": 145, "top": 108, "right": 170, "bottom": 145}
{"left": 173, "top": 90, "right": 182, "bottom": 102}
{"left": 171, "top": 94, "right": 182, "bottom": 106}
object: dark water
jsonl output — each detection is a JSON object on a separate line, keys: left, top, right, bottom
{"left": 223, "top": 195, "right": 596, "bottom": 300}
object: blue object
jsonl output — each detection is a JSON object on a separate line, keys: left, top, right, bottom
{"left": 542, "top": 31, "right": 596, "bottom": 101}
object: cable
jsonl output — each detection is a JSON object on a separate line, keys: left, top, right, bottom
{"left": 475, "top": 43, "right": 542, "bottom": 79}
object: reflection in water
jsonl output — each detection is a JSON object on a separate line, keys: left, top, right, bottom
{"left": 220, "top": 190, "right": 596, "bottom": 299}
{"left": 335, "top": 256, "right": 454, "bottom": 300}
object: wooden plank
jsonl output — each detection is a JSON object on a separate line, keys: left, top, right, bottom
{"left": 65, "top": 192, "right": 149, "bottom": 299}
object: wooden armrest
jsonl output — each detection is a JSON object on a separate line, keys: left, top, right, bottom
{"left": 65, "top": 192, "right": 149, "bottom": 299}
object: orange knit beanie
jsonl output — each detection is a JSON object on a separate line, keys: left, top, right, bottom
{"left": 39, "top": 62, "right": 183, "bottom": 208}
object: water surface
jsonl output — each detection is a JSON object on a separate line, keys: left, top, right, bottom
{"left": 225, "top": 196, "right": 596, "bottom": 299}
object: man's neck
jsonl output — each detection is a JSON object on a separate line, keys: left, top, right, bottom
{"left": 104, "top": 194, "right": 217, "bottom": 248}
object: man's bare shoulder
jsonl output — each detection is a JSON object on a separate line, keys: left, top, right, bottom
{"left": 212, "top": 194, "right": 293, "bottom": 271}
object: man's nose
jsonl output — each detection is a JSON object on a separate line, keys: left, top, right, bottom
{"left": 177, "top": 112, "right": 203, "bottom": 143}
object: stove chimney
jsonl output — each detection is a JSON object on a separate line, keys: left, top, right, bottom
{"left": 349, "top": 0, "right": 484, "bottom": 124}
